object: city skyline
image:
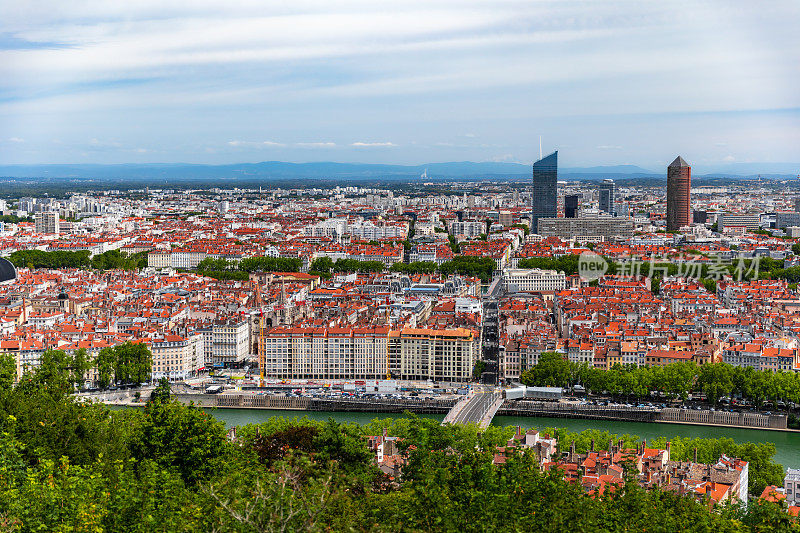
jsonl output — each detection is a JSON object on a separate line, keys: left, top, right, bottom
{"left": 1, "top": 1, "right": 799, "bottom": 167}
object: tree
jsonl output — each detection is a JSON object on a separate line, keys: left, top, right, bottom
{"left": 149, "top": 377, "right": 171, "bottom": 404}
{"left": 128, "top": 400, "right": 228, "bottom": 486}
{"left": 0, "top": 353, "right": 17, "bottom": 390}
{"left": 696, "top": 363, "right": 734, "bottom": 406}
{"left": 520, "top": 352, "right": 572, "bottom": 388}
{"left": 27, "top": 349, "right": 76, "bottom": 396}
{"left": 95, "top": 347, "right": 115, "bottom": 389}
{"left": 309, "top": 257, "right": 334, "bottom": 276}
{"left": 93, "top": 343, "right": 152, "bottom": 388}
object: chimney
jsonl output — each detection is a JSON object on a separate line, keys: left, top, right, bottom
{"left": 570, "top": 440, "right": 576, "bottom": 456}
{"left": 590, "top": 439, "right": 595, "bottom": 452}
{"left": 609, "top": 439, "right": 614, "bottom": 453}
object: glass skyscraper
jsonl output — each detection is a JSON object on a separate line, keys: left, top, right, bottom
{"left": 598, "top": 179, "right": 615, "bottom": 215}
{"left": 564, "top": 194, "right": 579, "bottom": 218}
{"left": 531, "top": 151, "right": 557, "bottom": 233}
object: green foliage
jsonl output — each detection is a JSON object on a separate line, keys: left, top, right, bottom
{"left": 510, "top": 223, "right": 529, "bottom": 235}
{"left": 8, "top": 249, "right": 91, "bottom": 269}
{"left": 8, "top": 249, "right": 149, "bottom": 271}
{"left": 0, "top": 378, "right": 793, "bottom": 533}
{"left": 95, "top": 342, "right": 152, "bottom": 388}
{"left": 149, "top": 377, "right": 171, "bottom": 404}
{"left": 793, "top": 242, "right": 800, "bottom": 256}
{"left": 648, "top": 436, "right": 784, "bottom": 496}
{"left": 90, "top": 249, "right": 149, "bottom": 270}
{"left": 473, "top": 360, "right": 487, "bottom": 380}
{"left": 447, "top": 233, "right": 460, "bottom": 253}
{"left": 0, "top": 214, "right": 33, "bottom": 224}
{"left": 22, "top": 349, "right": 89, "bottom": 395}
{"left": 310, "top": 257, "right": 385, "bottom": 274}
{"left": 519, "top": 254, "right": 582, "bottom": 275}
{"left": 519, "top": 357, "right": 800, "bottom": 408}
{"left": 196, "top": 255, "right": 302, "bottom": 281}
{"left": 703, "top": 277, "right": 718, "bottom": 293}
{"left": 439, "top": 255, "right": 495, "bottom": 282}
{"left": 390, "top": 261, "right": 438, "bottom": 274}
{"left": 238, "top": 256, "right": 302, "bottom": 273}
{"left": 127, "top": 400, "right": 228, "bottom": 486}
{"left": 0, "top": 354, "right": 15, "bottom": 391}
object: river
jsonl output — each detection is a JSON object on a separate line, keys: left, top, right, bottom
{"left": 203, "top": 408, "right": 800, "bottom": 468}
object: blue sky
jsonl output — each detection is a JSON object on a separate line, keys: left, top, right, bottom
{"left": 0, "top": 1, "right": 798, "bottom": 168}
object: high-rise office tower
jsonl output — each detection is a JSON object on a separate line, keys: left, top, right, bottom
{"left": 666, "top": 156, "right": 691, "bottom": 231}
{"left": 564, "top": 194, "right": 579, "bottom": 218}
{"left": 598, "top": 179, "right": 615, "bottom": 215}
{"left": 531, "top": 151, "right": 557, "bottom": 233}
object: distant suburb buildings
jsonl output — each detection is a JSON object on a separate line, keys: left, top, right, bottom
{"left": 666, "top": 156, "right": 691, "bottom": 231}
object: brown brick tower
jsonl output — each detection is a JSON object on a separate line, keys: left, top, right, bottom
{"left": 666, "top": 156, "right": 691, "bottom": 231}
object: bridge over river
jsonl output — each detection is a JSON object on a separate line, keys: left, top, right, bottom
{"left": 442, "top": 387, "right": 504, "bottom": 428}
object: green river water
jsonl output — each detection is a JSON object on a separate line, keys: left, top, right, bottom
{"left": 203, "top": 408, "right": 800, "bottom": 469}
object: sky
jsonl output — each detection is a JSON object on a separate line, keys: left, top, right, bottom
{"left": 0, "top": 0, "right": 799, "bottom": 168}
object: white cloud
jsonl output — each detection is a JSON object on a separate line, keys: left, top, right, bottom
{"left": 295, "top": 142, "right": 336, "bottom": 148}
{"left": 89, "top": 138, "right": 122, "bottom": 147}
{"left": 0, "top": 1, "right": 798, "bottom": 164}
{"left": 8, "top": 137, "right": 25, "bottom": 143}
{"left": 227, "top": 140, "right": 285, "bottom": 147}
{"left": 723, "top": 155, "right": 736, "bottom": 162}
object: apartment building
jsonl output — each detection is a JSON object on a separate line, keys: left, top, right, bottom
{"left": 449, "top": 220, "right": 485, "bottom": 239}
{"left": 786, "top": 468, "right": 800, "bottom": 507}
{"left": 389, "top": 327, "right": 479, "bottom": 383}
{"left": 199, "top": 320, "right": 250, "bottom": 368}
{"left": 150, "top": 333, "right": 205, "bottom": 381}
{"left": 259, "top": 325, "right": 478, "bottom": 382}
{"left": 34, "top": 211, "right": 60, "bottom": 234}
{"left": 259, "top": 326, "right": 390, "bottom": 379}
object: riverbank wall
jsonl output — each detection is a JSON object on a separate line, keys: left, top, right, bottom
{"left": 499, "top": 401, "right": 788, "bottom": 430}
{"left": 173, "top": 393, "right": 457, "bottom": 414}
{"left": 164, "top": 393, "right": 790, "bottom": 431}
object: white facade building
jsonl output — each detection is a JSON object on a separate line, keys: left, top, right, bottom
{"left": 501, "top": 268, "right": 566, "bottom": 292}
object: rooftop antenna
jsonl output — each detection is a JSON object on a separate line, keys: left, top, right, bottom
{"left": 539, "top": 136, "right": 543, "bottom": 161}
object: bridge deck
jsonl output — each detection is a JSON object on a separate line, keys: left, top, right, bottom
{"left": 443, "top": 389, "right": 504, "bottom": 429}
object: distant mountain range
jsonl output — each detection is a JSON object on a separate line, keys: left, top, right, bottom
{"left": 0, "top": 161, "right": 797, "bottom": 181}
